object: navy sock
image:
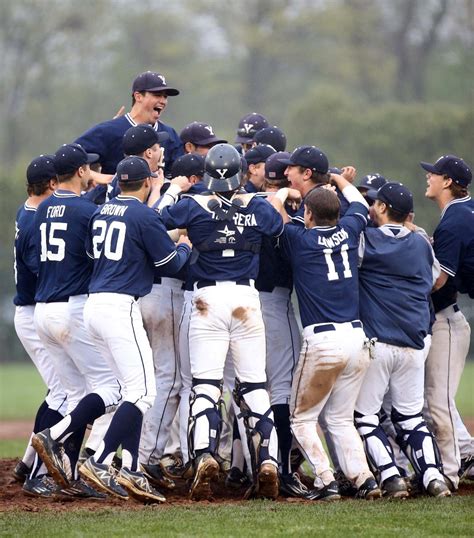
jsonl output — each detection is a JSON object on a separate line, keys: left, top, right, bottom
{"left": 272, "top": 404, "right": 292, "bottom": 475}
{"left": 33, "top": 400, "right": 49, "bottom": 433}
{"left": 39, "top": 407, "right": 64, "bottom": 430}
{"left": 56, "top": 393, "right": 105, "bottom": 442}
{"left": 96, "top": 402, "right": 142, "bottom": 468}
{"left": 64, "top": 426, "right": 87, "bottom": 480}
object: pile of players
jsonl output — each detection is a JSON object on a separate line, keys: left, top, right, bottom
{"left": 12, "top": 71, "right": 473, "bottom": 504}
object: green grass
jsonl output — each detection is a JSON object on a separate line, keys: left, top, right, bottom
{"left": 0, "top": 439, "right": 25, "bottom": 458}
{"left": 0, "top": 497, "right": 472, "bottom": 537}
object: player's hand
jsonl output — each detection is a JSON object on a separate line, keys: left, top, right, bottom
{"left": 150, "top": 168, "right": 164, "bottom": 190}
{"left": 322, "top": 184, "right": 337, "bottom": 192}
{"left": 287, "top": 188, "right": 302, "bottom": 203}
{"left": 340, "top": 166, "right": 356, "bottom": 183}
{"left": 178, "top": 234, "right": 192, "bottom": 248}
{"left": 171, "top": 175, "right": 193, "bottom": 192}
{"left": 113, "top": 105, "right": 125, "bottom": 119}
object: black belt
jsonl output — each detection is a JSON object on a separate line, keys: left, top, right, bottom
{"left": 45, "top": 297, "right": 69, "bottom": 303}
{"left": 196, "top": 279, "right": 251, "bottom": 289}
{"left": 453, "top": 304, "right": 460, "bottom": 312}
{"left": 313, "top": 321, "right": 362, "bottom": 335}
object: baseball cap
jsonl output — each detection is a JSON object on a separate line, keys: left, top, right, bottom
{"left": 235, "top": 112, "right": 269, "bottom": 143}
{"left": 26, "top": 154, "right": 56, "bottom": 184}
{"left": 53, "top": 143, "right": 99, "bottom": 175}
{"left": 358, "top": 173, "right": 387, "bottom": 191}
{"left": 116, "top": 156, "right": 157, "bottom": 182}
{"left": 329, "top": 166, "right": 343, "bottom": 175}
{"left": 253, "top": 126, "right": 287, "bottom": 152}
{"left": 265, "top": 151, "right": 291, "bottom": 181}
{"left": 132, "top": 71, "right": 180, "bottom": 96}
{"left": 171, "top": 153, "right": 205, "bottom": 178}
{"left": 123, "top": 124, "right": 169, "bottom": 156}
{"left": 369, "top": 182, "right": 414, "bottom": 214}
{"left": 244, "top": 144, "right": 276, "bottom": 165}
{"left": 180, "top": 122, "right": 227, "bottom": 146}
{"left": 420, "top": 155, "right": 472, "bottom": 187}
{"left": 278, "top": 145, "right": 329, "bottom": 174}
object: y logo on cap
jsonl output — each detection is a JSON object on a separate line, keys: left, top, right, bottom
{"left": 205, "top": 125, "right": 215, "bottom": 136}
{"left": 243, "top": 123, "right": 254, "bottom": 134}
{"left": 216, "top": 168, "right": 228, "bottom": 178}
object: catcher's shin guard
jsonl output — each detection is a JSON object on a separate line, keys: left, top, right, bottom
{"left": 233, "top": 378, "right": 277, "bottom": 480}
{"left": 391, "top": 407, "right": 443, "bottom": 480}
{"left": 188, "top": 378, "right": 223, "bottom": 461}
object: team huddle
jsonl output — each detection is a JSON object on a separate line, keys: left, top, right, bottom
{"left": 12, "top": 71, "right": 473, "bottom": 504}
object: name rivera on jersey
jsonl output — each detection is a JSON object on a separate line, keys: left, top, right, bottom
{"left": 317, "top": 227, "right": 349, "bottom": 248}
{"left": 212, "top": 211, "right": 257, "bottom": 227}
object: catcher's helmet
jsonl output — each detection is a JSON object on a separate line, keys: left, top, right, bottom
{"left": 203, "top": 144, "right": 242, "bottom": 192}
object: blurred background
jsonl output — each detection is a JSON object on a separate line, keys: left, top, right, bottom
{"left": 0, "top": 0, "right": 473, "bottom": 361}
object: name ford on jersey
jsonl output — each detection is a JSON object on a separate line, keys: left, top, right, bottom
{"left": 100, "top": 204, "right": 128, "bottom": 217}
{"left": 317, "top": 228, "right": 348, "bottom": 248}
{"left": 47, "top": 205, "right": 66, "bottom": 218}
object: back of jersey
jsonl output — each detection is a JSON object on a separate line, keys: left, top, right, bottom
{"left": 359, "top": 227, "right": 434, "bottom": 349}
{"left": 35, "top": 191, "right": 96, "bottom": 302}
{"left": 14, "top": 204, "right": 38, "bottom": 306}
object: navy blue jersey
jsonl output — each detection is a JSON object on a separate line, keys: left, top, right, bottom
{"left": 290, "top": 186, "right": 349, "bottom": 227}
{"left": 87, "top": 195, "right": 190, "bottom": 297}
{"left": 431, "top": 196, "right": 474, "bottom": 311}
{"left": 14, "top": 204, "right": 39, "bottom": 306}
{"left": 255, "top": 236, "right": 292, "bottom": 292}
{"left": 161, "top": 191, "right": 283, "bottom": 283}
{"left": 244, "top": 181, "right": 260, "bottom": 193}
{"left": 280, "top": 202, "right": 367, "bottom": 327}
{"left": 75, "top": 114, "right": 183, "bottom": 177}
{"left": 83, "top": 184, "right": 107, "bottom": 205}
{"left": 359, "top": 225, "right": 435, "bottom": 349}
{"left": 34, "top": 190, "right": 96, "bottom": 302}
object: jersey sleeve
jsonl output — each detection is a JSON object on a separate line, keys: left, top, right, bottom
{"left": 278, "top": 223, "right": 303, "bottom": 261}
{"left": 75, "top": 124, "right": 108, "bottom": 163}
{"left": 160, "top": 198, "right": 192, "bottom": 230}
{"left": 256, "top": 198, "right": 284, "bottom": 238}
{"left": 339, "top": 201, "right": 368, "bottom": 237}
{"left": 23, "top": 227, "right": 39, "bottom": 275}
{"left": 432, "top": 227, "right": 462, "bottom": 277}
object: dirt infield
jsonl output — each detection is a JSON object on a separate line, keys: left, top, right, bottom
{"left": 0, "top": 458, "right": 473, "bottom": 513}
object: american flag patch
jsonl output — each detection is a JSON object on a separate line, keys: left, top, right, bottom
{"left": 121, "top": 174, "right": 129, "bottom": 180}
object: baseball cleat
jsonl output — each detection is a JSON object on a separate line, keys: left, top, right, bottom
{"left": 356, "top": 477, "right": 382, "bottom": 500}
{"left": 256, "top": 462, "right": 279, "bottom": 500}
{"left": 381, "top": 475, "right": 409, "bottom": 499}
{"left": 459, "top": 454, "right": 474, "bottom": 480}
{"left": 426, "top": 478, "right": 451, "bottom": 498}
{"left": 79, "top": 457, "right": 128, "bottom": 500}
{"left": 117, "top": 467, "right": 166, "bottom": 504}
{"left": 32, "top": 429, "right": 69, "bottom": 488}
{"left": 225, "top": 466, "right": 252, "bottom": 490}
{"left": 306, "top": 480, "right": 341, "bottom": 501}
{"left": 189, "top": 453, "right": 219, "bottom": 501}
{"left": 334, "top": 470, "right": 358, "bottom": 497}
{"left": 141, "top": 463, "right": 175, "bottom": 490}
{"left": 22, "top": 475, "right": 55, "bottom": 498}
{"left": 279, "top": 472, "right": 310, "bottom": 498}
{"left": 160, "top": 453, "right": 187, "bottom": 479}
{"left": 53, "top": 478, "right": 107, "bottom": 500}
{"left": 13, "top": 460, "right": 31, "bottom": 483}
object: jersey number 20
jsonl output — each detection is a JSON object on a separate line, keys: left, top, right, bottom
{"left": 92, "top": 221, "right": 126, "bottom": 260}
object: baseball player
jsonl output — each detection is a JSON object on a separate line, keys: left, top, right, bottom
{"left": 75, "top": 71, "right": 183, "bottom": 177}
{"left": 159, "top": 143, "right": 283, "bottom": 501}
{"left": 179, "top": 122, "right": 227, "bottom": 155}
{"left": 242, "top": 145, "right": 276, "bottom": 193}
{"left": 235, "top": 112, "right": 269, "bottom": 153}
{"left": 272, "top": 169, "right": 381, "bottom": 501}
{"left": 420, "top": 154, "right": 473, "bottom": 490}
{"left": 13, "top": 155, "right": 68, "bottom": 497}
{"left": 354, "top": 182, "right": 450, "bottom": 498}
{"left": 252, "top": 126, "right": 287, "bottom": 152}
{"left": 35, "top": 156, "right": 191, "bottom": 503}
{"left": 31, "top": 144, "right": 122, "bottom": 499}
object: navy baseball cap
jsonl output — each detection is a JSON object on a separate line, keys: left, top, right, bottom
{"left": 244, "top": 144, "right": 276, "bottom": 165}
{"left": 171, "top": 153, "right": 205, "bottom": 178}
{"left": 26, "top": 154, "right": 57, "bottom": 184}
{"left": 235, "top": 112, "right": 269, "bottom": 143}
{"left": 358, "top": 173, "right": 387, "bottom": 191}
{"left": 265, "top": 151, "right": 291, "bottom": 181}
{"left": 420, "top": 155, "right": 472, "bottom": 187}
{"left": 116, "top": 156, "right": 157, "bottom": 182}
{"left": 53, "top": 143, "right": 99, "bottom": 175}
{"left": 253, "top": 126, "right": 287, "bottom": 152}
{"left": 180, "top": 122, "right": 227, "bottom": 146}
{"left": 369, "top": 182, "right": 414, "bottom": 214}
{"left": 278, "top": 146, "right": 329, "bottom": 174}
{"left": 123, "top": 124, "right": 169, "bottom": 156}
{"left": 132, "top": 71, "right": 179, "bottom": 96}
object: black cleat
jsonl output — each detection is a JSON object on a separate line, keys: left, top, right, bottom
{"left": 356, "top": 477, "right": 382, "bottom": 500}
{"left": 225, "top": 467, "right": 252, "bottom": 490}
{"left": 160, "top": 453, "right": 185, "bottom": 479}
{"left": 117, "top": 467, "right": 166, "bottom": 503}
{"left": 189, "top": 453, "right": 219, "bottom": 501}
{"left": 79, "top": 457, "right": 128, "bottom": 499}
{"left": 32, "top": 429, "right": 69, "bottom": 487}
{"left": 459, "top": 454, "right": 474, "bottom": 480}
{"left": 334, "top": 470, "right": 358, "bottom": 497}
{"left": 22, "top": 476, "right": 55, "bottom": 498}
{"left": 306, "top": 480, "right": 341, "bottom": 501}
{"left": 13, "top": 460, "right": 31, "bottom": 483}
{"left": 382, "top": 475, "right": 409, "bottom": 499}
{"left": 141, "top": 463, "right": 175, "bottom": 490}
{"left": 279, "top": 472, "right": 310, "bottom": 498}
{"left": 53, "top": 478, "right": 107, "bottom": 500}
